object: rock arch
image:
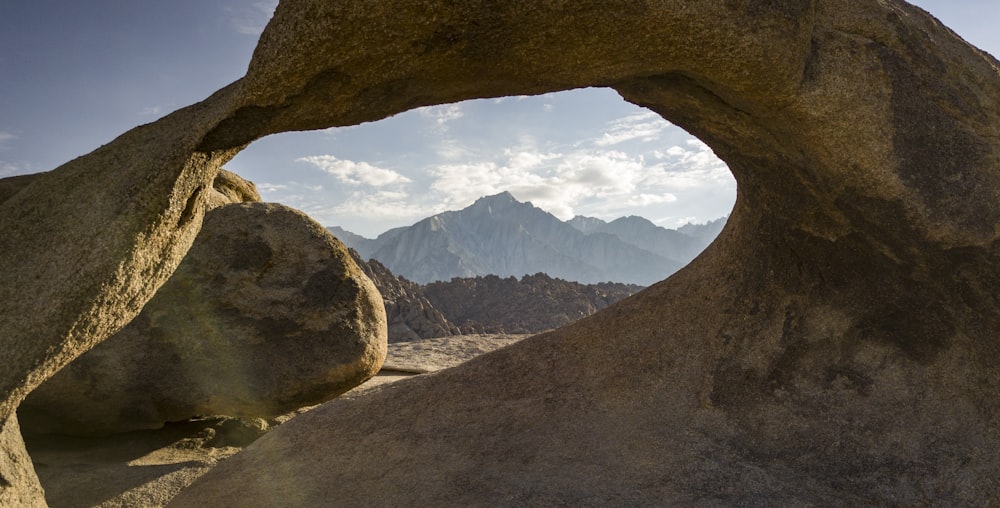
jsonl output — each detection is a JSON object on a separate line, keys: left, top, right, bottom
{"left": 2, "top": 0, "right": 999, "bottom": 504}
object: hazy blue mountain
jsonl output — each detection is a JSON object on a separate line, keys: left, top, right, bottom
{"left": 330, "top": 192, "right": 724, "bottom": 285}
{"left": 327, "top": 226, "right": 376, "bottom": 258}
{"left": 570, "top": 215, "right": 705, "bottom": 265}
{"left": 677, "top": 217, "right": 728, "bottom": 244}
{"left": 565, "top": 215, "right": 608, "bottom": 235}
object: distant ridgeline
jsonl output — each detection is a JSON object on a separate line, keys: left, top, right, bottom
{"left": 331, "top": 192, "right": 726, "bottom": 286}
{"left": 348, "top": 250, "right": 644, "bottom": 342}
{"left": 335, "top": 192, "right": 725, "bottom": 341}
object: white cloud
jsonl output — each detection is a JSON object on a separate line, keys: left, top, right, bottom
{"left": 424, "top": 147, "right": 687, "bottom": 220}
{"left": 227, "top": 1, "right": 278, "bottom": 35}
{"left": 0, "top": 131, "right": 16, "bottom": 150}
{"left": 492, "top": 95, "right": 532, "bottom": 104}
{"left": 504, "top": 149, "right": 561, "bottom": 172}
{"left": 594, "top": 111, "right": 671, "bottom": 147}
{"left": 418, "top": 104, "right": 464, "bottom": 126}
{"left": 257, "top": 183, "right": 289, "bottom": 193}
{"left": 434, "top": 138, "right": 476, "bottom": 161}
{"left": 651, "top": 139, "right": 732, "bottom": 189}
{"left": 430, "top": 162, "right": 504, "bottom": 203}
{"left": 297, "top": 155, "right": 412, "bottom": 187}
{"left": 139, "top": 106, "right": 163, "bottom": 116}
{"left": 328, "top": 190, "right": 428, "bottom": 219}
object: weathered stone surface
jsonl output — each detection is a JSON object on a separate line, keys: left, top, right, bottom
{"left": 169, "top": 0, "right": 1000, "bottom": 505}
{"left": 0, "top": 80, "right": 248, "bottom": 503}
{"left": 204, "top": 169, "right": 261, "bottom": 210}
{"left": 0, "top": 92, "right": 243, "bottom": 422}
{"left": 0, "top": 416, "right": 45, "bottom": 508}
{"left": 0, "top": 173, "right": 36, "bottom": 205}
{"left": 3, "top": 0, "right": 1000, "bottom": 504}
{"left": 20, "top": 202, "right": 386, "bottom": 435}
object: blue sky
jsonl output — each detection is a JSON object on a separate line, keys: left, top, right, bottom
{"left": 1, "top": 1, "right": 996, "bottom": 237}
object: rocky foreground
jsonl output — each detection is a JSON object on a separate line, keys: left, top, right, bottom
{"left": 2, "top": 0, "right": 1000, "bottom": 505}
{"left": 24, "top": 336, "right": 527, "bottom": 508}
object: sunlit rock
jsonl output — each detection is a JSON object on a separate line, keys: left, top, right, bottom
{"left": 3, "top": 0, "right": 999, "bottom": 504}
{"left": 173, "top": 0, "right": 1000, "bottom": 505}
{"left": 20, "top": 201, "right": 385, "bottom": 435}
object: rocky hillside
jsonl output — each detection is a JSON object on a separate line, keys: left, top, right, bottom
{"left": 422, "top": 273, "right": 642, "bottom": 335}
{"left": 349, "top": 250, "right": 642, "bottom": 341}
{"left": 348, "top": 250, "right": 459, "bottom": 342}
{"left": 331, "top": 192, "right": 724, "bottom": 286}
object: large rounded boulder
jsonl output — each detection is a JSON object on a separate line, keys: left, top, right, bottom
{"left": 20, "top": 201, "right": 386, "bottom": 435}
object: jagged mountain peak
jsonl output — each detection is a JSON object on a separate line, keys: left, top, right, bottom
{"left": 567, "top": 215, "right": 608, "bottom": 234}
{"left": 473, "top": 191, "right": 517, "bottom": 205}
{"left": 329, "top": 192, "right": 724, "bottom": 285}
{"left": 608, "top": 215, "right": 657, "bottom": 227}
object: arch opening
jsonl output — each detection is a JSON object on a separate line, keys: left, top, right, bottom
{"left": 226, "top": 87, "right": 737, "bottom": 339}
{"left": 228, "top": 87, "right": 735, "bottom": 259}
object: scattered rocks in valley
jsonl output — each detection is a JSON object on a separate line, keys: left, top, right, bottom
{"left": 347, "top": 249, "right": 644, "bottom": 341}
{"left": 349, "top": 250, "right": 459, "bottom": 341}
{"left": 422, "top": 273, "right": 642, "bottom": 335}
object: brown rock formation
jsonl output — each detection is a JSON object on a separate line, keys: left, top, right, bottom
{"left": 3, "top": 0, "right": 1000, "bottom": 504}
{"left": 204, "top": 169, "right": 262, "bottom": 209}
{"left": 20, "top": 201, "right": 385, "bottom": 435}
{"left": 0, "top": 417, "right": 44, "bottom": 507}
{"left": 0, "top": 82, "right": 248, "bottom": 502}
{"left": 170, "top": 0, "right": 1000, "bottom": 505}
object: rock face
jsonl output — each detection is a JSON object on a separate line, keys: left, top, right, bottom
{"left": 0, "top": 78, "right": 247, "bottom": 503}
{"left": 19, "top": 201, "right": 386, "bottom": 435}
{"left": 0, "top": 416, "right": 45, "bottom": 508}
{"left": 170, "top": 0, "right": 1000, "bottom": 505}
{"left": 204, "top": 169, "right": 262, "bottom": 209}
{"left": 4, "top": 0, "right": 1000, "bottom": 504}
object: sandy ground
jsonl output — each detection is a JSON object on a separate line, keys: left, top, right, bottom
{"left": 21, "top": 334, "right": 529, "bottom": 508}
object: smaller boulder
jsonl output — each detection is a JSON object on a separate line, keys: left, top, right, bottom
{"left": 19, "top": 202, "right": 386, "bottom": 435}
{"left": 204, "top": 169, "right": 261, "bottom": 209}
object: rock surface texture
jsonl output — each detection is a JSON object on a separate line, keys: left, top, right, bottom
{"left": 0, "top": 79, "right": 248, "bottom": 503}
{"left": 0, "top": 416, "right": 45, "bottom": 507}
{"left": 3, "top": 0, "right": 999, "bottom": 505}
{"left": 20, "top": 200, "right": 386, "bottom": 435}
{"left": 171, "top": 0, "right": 1000, "bottom": 505}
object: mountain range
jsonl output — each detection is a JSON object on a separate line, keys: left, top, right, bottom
{"left": 348, "top": 248, "right": 643, "bottom": 341}
{"left": 330, "top": 192, "right": 725, "bottom": 286}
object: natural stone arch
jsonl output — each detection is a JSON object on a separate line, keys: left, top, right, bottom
{"left": 2, "top": 0, "right": 999, "bottom": 505}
